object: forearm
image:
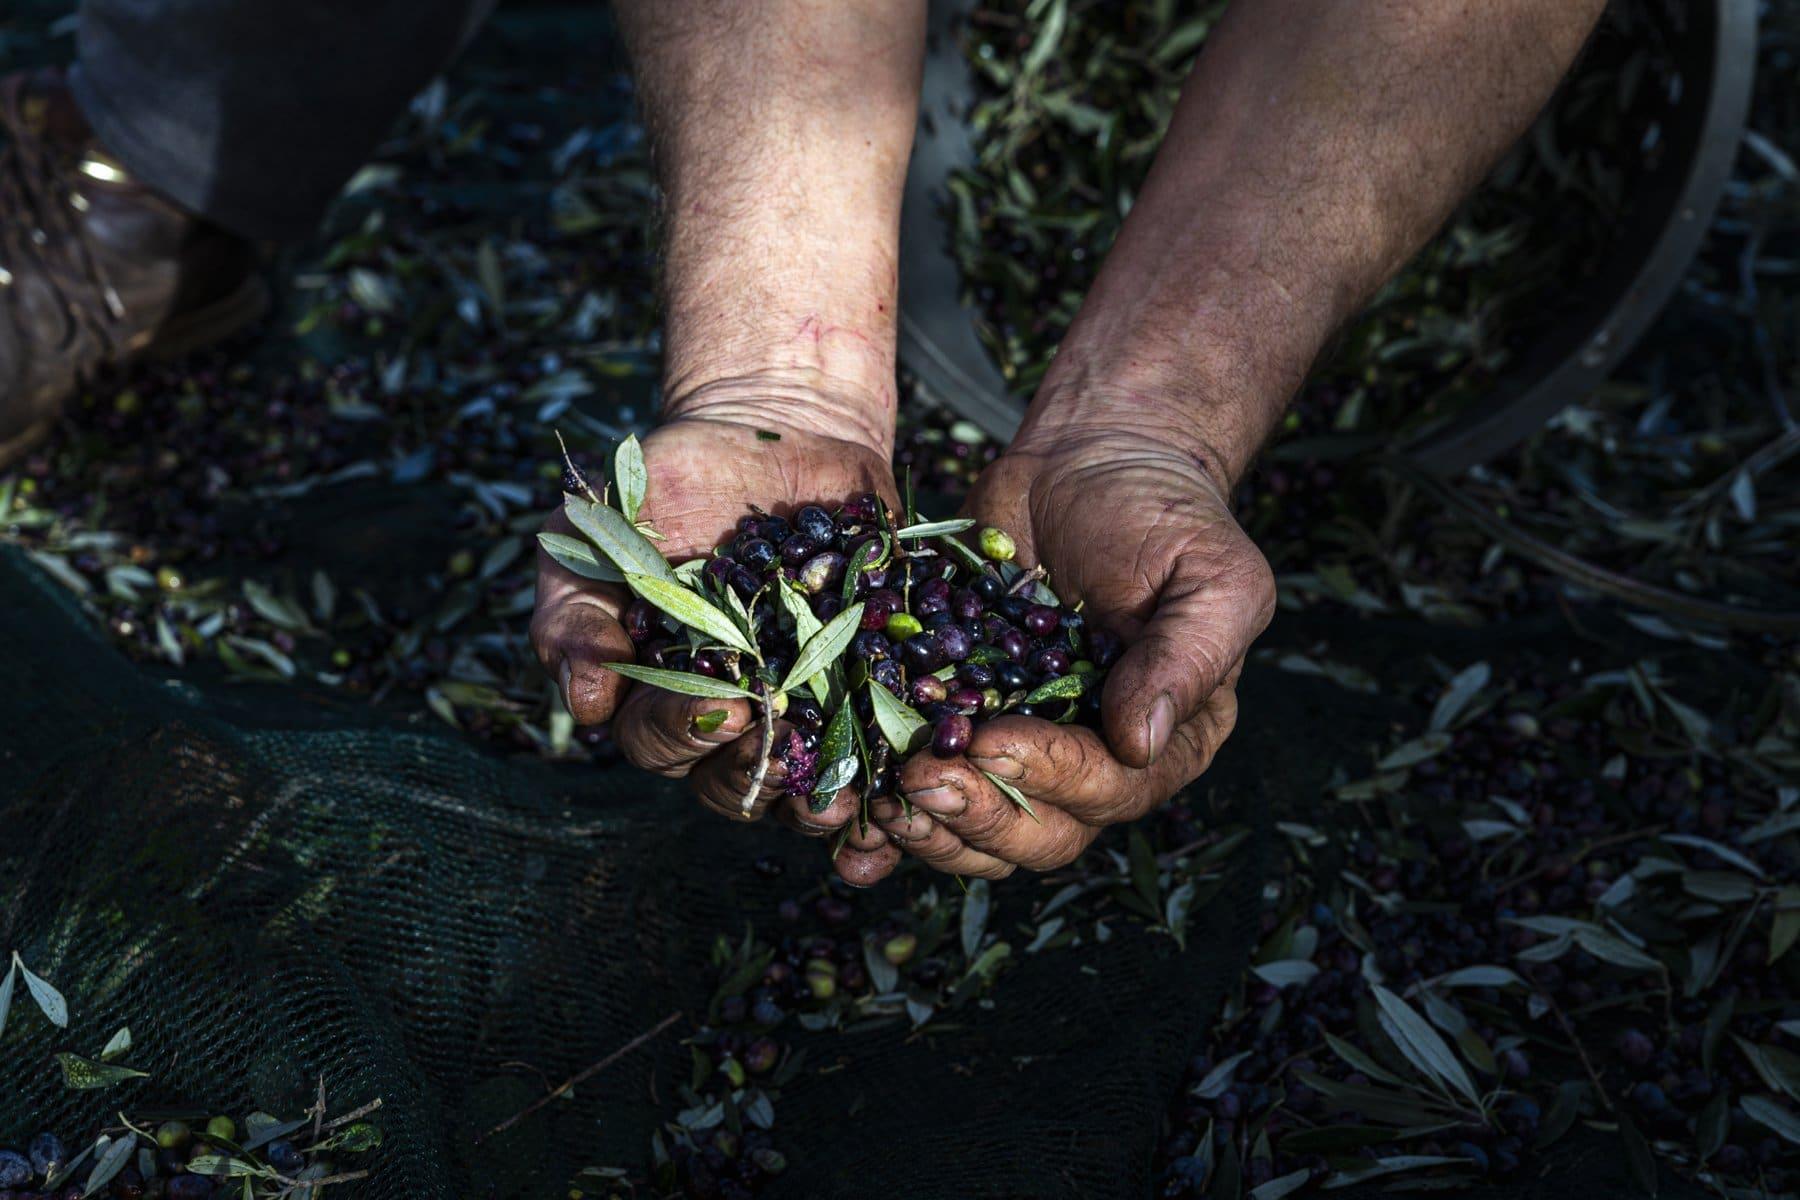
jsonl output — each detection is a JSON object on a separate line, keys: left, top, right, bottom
{"left": 616, "top": 0, "right": 926, "bottom": 454}
{"left": 1026, "top": 0, "right": 1605, "bottom": 486}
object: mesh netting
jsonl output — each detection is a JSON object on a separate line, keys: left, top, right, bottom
{"left": 0, "top": 543, "right": 1282, "bottom": 1198}
{"left": 1, "top": 546, "right": 1726, "bottom": 1200}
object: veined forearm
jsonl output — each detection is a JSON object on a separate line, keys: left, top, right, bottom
{"left": 1027, "top": 0, "right": 1605, "bottom": 486}
{"left": 616, "top": 0, "right": 927, "bottom": 451}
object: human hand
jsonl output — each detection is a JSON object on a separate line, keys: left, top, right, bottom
{"left": 872, "top": 427, "right": 1274, "bottom": 878}
{"left": 529, "top": 392, "right": 906, "bottom": 882}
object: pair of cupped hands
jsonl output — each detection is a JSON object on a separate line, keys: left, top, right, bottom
{"left": 530, "top": 384, "right": 1274, "bottom": 886}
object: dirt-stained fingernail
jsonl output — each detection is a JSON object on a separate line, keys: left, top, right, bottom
{"left": 558, "top": 657, "right": 575, "bottom": 711}
{"left": 1146, "top": 693, "right": 1176, "bottom": 765}
{"left": 905, "top": 783, "right": 965, "bottom": 816}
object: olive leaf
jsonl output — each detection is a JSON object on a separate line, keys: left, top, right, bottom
{"left": 1618, "top": 1112, "right": 1659, "bottom": 1196}
{"left": 563, "top": 493, "right": 676, "bottom": 583}
{"left": 0, "top": 958, "right": 14, "bottom": 1039}
{"left": 1696, "top": 1090, "right": 1730, "bottom": 1160}
{"left": 1248, "top": 1167, "right": 1314, "bottom": 1200}
{"left": 1663, "top": 833, "right": 1766, "bottom": 879}
{"left": 625, "top": 573, "right": 755, "bottom": 654}
{"left": 1536, "top": 1080, "right": 1587, "bottom": 1149}
{"left": 614, "top": 434, "right": 647, "bottom": 523}
{"left": 810, "top": 704, "right": 860, "bottom": 811}
{"left": 1734, "top": 1037, "right": 1800, "bottom": 1103}
{"left": 100, "top": 1025, "right": 131, "bottom": 1061}
{"left": 599, "top": 662, "right": 757, "bottom": 700}
{"left": 1025, "top": 673, "right": 1089, "bottom": 703}
{"left": 536, "top": 532, "right": 624, "bottom": 582}
{"left": 1293, "top": 1072, "right": 1459, "bottom": 1127}
{"left": 55, "top": 1053, "right": 148, "bottom": 1090}
{"left": 1429, "top": 965, "right": 1525, "bottom": 990}
{"left": 82, "top": 1136, "right": 136, "bottom": 1198}
{"left": 772, "top": 576, "right": 820, "bottom": 637}
{"left": 1743, "top": 1095, "right": 1800, "bottom": 1147}
{"left": 868, "top": 680, "right": 930, "bottom": 754}
{"left": 185, "top": 1157, "right": 263, "bottom": 1179}
{"left": 1427, "top": 662, "right": 1490, "bottom": 731}
{"left": 841, "top": 535, "right": 889, "bottom": 603}
{"left": 812, "top": 756, "right": 859, "bottom": 798}
{"left": 1371, "top": 984, "right": 1482, "bottom": 1111}
{"left": 980, "top": 769, "right": 1040, "bottom": 823}
{"left": 1324, "top": 1033, "right": 1412, "bottom": 1089}
{"left": 894, "top": 518, "right": 977, "bottom": 538}
{"left": 692, "top": 709, "right": 730, "bottom": 734}
{"left": 935, "top": 534, "right": 991, "bottom": 576}
{"left": 782, "top": 603, "right": 864, "bottom": 695}
{"left": 14, "top": 952, "right": 67, "bottom": 1027}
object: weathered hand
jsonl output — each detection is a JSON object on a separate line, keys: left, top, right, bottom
{"left": 529, "top": 405, "right": 905, "bottom": 882}
{"left": 873, "top": 429, "right": 1274, "bottom": 878}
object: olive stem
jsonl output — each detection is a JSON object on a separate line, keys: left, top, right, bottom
{"left": 740, "top": 681, "right": 778, "bottom": 815}
{"left": 476, "top": 1010, "right": 683, "bottom": 1143}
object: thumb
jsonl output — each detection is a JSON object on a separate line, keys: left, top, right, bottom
{"left": 1099, "top": 539, "right": 1274, "bottom": 768}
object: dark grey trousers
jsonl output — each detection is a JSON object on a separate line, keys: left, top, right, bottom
{"left": 70, "top": 0, "right": 497, "bottom": 241}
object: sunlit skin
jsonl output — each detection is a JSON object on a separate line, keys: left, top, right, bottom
{"left": 531, "top": 0, "right": 1606, "bottom": 883}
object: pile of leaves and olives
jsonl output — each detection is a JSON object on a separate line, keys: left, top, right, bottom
{"left": 0, "top": 955, "right": 382, "bottom": 1200}
{"left": 543, "top": 436, "right": 1113, "bottom": 818}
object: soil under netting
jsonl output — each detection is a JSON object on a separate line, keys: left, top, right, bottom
{"left": 0, "top": 546, "right": 1725, "bottom": 1200}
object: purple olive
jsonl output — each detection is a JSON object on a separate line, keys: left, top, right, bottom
{"left": 935, "top": 625, "right": 974, "bottom": 662}
{"left": 911, "top": 675, "right": 948, "bottom": 706}
{"left": 932, "top": 714, "right": 972, "bottom": 756}
{"left": 797, "top": 552, "right": 846, "bottom": 594}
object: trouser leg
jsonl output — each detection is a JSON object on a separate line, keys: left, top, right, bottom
{"left": 70, "top": 0, "right": 499, "bottom": 241}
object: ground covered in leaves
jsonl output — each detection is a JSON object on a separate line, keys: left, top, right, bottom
{"left": 1, "top": 1, "right": 1798, "bottom": 1198}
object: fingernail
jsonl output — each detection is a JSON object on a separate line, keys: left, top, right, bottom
{"left": 1146, "top": 693, "right": 1176, "bottom": 765}
{"left": 905, "top": 783, "right": 965, "bottom": 816}
{"left": 558, "top": 657, "right": 575, "bottom": 712}
{"left": 969, "top": 754, "right": 1023, "bottom": 781}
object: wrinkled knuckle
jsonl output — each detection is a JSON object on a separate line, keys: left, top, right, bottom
{"left": 952, "top": 799, "right": 1009, "bottom": 841}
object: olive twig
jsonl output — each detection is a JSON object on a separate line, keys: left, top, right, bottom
{"left": 740, "top": 681, "right": 778, "bottom": 815}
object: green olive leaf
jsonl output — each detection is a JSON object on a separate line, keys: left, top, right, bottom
{"left": 82, "top": 1136, "right": 137, "bottom": 1197}
{"left": 184, "top": 1156, "right": 263, "bottom": 1179}
{"left": 782, "top": 603, "right": 865, "bottom": 695}
{"left": 692, "top": 709, "right": 730, "bottom": 734}
{"left": 563, "top": 493, "right": 676, "bottom": 583}
{"left": 813, "top": 756, "right": 859, "bottom": 799}
{"left": 625, "top": 573, "right": 755, "bottom": 654}
{"left": 599, "top": 662, "right": 757, "bottom": 700}
{"left": 16, "top": 952, "right": 67, "bottom": 1027}
{"left": 99, "top": 1025, "right": 131, "bottom": 1061}
{"left": 936, "top": 534, "right": 991, "bottom": 576}
{"left": 980, "top": 769, "right": 1039, "bottom": 823}
{"left": 536, "top": 532, "right": 624, "bottom": 582}
{"left": 868, "top": 679, "right": 930, "bottom": 755}
{"left": 55, "top": 1053, "right": 148, "bottom": 1090}
{"left": 1371, "top": 984, "right": 1482, "bottom": 1110}
{"left": 0, "top": 959, "right": 15, "bottom": 1040}
{"left": 1618, "top": 1112, "right": 1659, "bottom": 1196}
{"left": 1024, "top": 673, "right": 1089, "bottom": 703}
{"left": 842, "top": 534, "right": 890, "bottom": 603}
{"left": 614, "top": 434, "right": 647, "bottom": 523}
{"left": 894, "top": 518, "right": 977, "bottom": 539}
{"left": 1743, "top": 1095, "right": 1800, "bottom": 1147}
